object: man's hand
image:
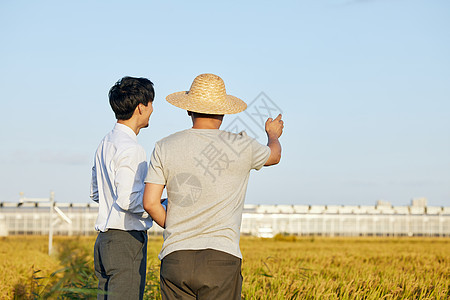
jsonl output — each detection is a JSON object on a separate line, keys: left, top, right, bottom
{"left": 265, "top": 114, "right": 284, "bottom": 139}
{"left": 264, "top": 114, "right": 284, "bottom": 166}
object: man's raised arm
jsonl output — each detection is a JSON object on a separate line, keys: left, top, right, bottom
{"left": 264, "top": 114, "right": 284, "bottom": 166}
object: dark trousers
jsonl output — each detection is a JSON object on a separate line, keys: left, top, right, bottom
{"left": 94, "top": 229, "right": 148, "bottom": 300}
{"left": 160, "top": 249, "right": 242, "bottom": 300}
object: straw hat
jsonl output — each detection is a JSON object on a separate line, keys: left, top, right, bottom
{"left": 166, "top": 73, "right": 247, "bottom": 114}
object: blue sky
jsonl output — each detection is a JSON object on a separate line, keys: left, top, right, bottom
{"left": 0, "top": 0, "right": 449, "bottom": 206}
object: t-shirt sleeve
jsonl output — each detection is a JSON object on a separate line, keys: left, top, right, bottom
{"left": 145, "top": 142, "right": 166, "bottom": 185}
{"left": 250, "top": 138, "right": 271, "bottom": 170}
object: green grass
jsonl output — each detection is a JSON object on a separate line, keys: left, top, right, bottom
{"left": 1, "top": 235, "right": 449, "bottom": 299}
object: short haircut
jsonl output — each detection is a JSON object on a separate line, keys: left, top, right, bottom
{"left": 188, "top": 111, "right": 224, "bottom": 118}
{"left": 109, "top": 76, "right": 155, "bottom": 120}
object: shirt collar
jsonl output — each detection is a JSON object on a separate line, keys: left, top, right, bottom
{"left": 114, "top": 123, "right": 138, "bottom": 141}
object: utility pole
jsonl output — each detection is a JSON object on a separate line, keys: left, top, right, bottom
{"left": 19, "top": 191, "right": 71, "bottom": 255}
{"left": 49, "top": 191, "right": 54, "bottom": 255}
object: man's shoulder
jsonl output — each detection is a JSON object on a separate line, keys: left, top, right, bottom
{"left": 156, "top": 129, "right": 191, "bottom": 145}
{"left": 110, "top": 126, "right": 140, "bottom": 144}
{"left": 220, "top": 129, "right": 249, "bottom": 139}
{"left": 218, "top": 130, "right": 256, "bottom": 144}
{"left": 220, "top": 130, "right": 269, "bottom": 157}
{"left": 99, "top": 129, "right": 144, "bottom": 156}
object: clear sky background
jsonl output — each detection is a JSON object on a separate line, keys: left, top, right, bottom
{"left": 0, "top": 0, "right": 449, "bottom": 207}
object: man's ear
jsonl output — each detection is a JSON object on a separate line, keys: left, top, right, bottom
{"left": 137, "top": 103, "right": 143, "bottom": 115}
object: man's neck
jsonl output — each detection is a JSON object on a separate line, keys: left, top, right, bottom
{"left": 192, "top": 118, "right": 222, "bottom": 129}
{"left": 191, "top": 114, "right": 223, "bottom": 129}
{"left": 117, "top": 119, "right": 140, "bottom": 135}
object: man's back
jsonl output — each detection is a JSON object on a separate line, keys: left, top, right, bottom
{"left": 142, "top": 73, "right": 283, "bottom": 300}
{"left": 146, "top": 128, "right": 270, "bottom": 260}
{"left": 92, "top": 123, "right": 150, "bottom": 232}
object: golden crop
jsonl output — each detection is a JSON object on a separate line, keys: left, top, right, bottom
{"left": 0, "top": 235, "right": 449, "bottom": 299}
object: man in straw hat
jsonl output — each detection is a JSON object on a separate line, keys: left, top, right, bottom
{"left": 143, "top": 73, "right": 284, "bottom": 299}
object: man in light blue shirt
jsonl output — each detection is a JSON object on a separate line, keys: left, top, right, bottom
{"left": 90, "top": 76, "right": 155, "bottom": 299}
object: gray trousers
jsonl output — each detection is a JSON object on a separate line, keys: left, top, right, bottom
{"left": 94, "top": 229, "right": 148, "bottom": 300}
{"left": 160, "top": 249, "right": 242, "bottom": 300}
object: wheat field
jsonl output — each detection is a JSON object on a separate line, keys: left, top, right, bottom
{"left": 1, "top": 235, "right": 449, "bottom": 299}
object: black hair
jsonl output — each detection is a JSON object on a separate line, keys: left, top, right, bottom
{"left": 109, "top": 76, "right": 154, "bottom": 120}
{"left": 188, "top": 111, "right": 224, "bottom": 118}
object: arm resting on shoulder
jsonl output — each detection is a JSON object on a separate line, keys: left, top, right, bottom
{"left": 143, "top": 183, "right": 166, "bottom": 228}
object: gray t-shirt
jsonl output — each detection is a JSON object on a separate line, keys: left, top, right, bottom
{"left": 145, "top": 128, "right": 270, "bottom": 260}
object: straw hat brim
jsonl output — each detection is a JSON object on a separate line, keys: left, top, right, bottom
{"left": 166, "top": 91, "right": 247, "bottom": 115}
